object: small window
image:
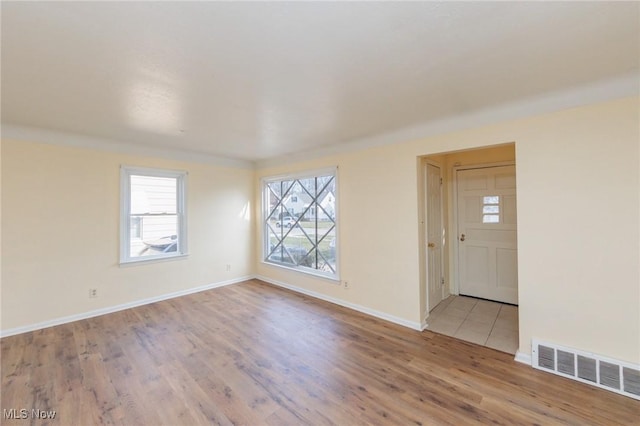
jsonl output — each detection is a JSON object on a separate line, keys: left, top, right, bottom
{"left": 120, "top": 166, "right": 187, "bottom": 263}
{"left": 263, "top": 168, "right": 338, "bottom": 279}
{"left": 483, "top": 195, "right": 500, "bottom": 224}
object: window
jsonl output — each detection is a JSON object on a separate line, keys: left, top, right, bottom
{"left": 482, "top": 195, "right": 500, "bottom": 223}
{"left": 120, "top": 166, "right": 187, "bottom": 263}
{"left": 263, "top": 168, "right": 338, "bottom": 279}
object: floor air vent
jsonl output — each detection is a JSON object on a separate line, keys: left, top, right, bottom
{"left": 532, "top": 339, "right": 640, "bottom": 400}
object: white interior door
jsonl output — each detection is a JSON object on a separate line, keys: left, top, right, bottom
{"left": 457, "top": 165, "right": 518, "bottom": 304}
{"left": 426, "top": 163, "right": 444, "bottom": 311}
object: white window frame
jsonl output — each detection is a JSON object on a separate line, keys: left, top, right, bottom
{"left": 120, "top": 166, "right": 188, "bottom": 264}
{"left": 261, "top": 167, "right": 339, "bottom": 281}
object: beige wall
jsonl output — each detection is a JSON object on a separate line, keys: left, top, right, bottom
{"left": 1, "top": 140, "right": 255, "bottom": 332}
{"left": 2, "top": 97, "right": 638, "bottom": 364}
{"left": 256, "top": 97, "right": 640, "bottom": 364}
{"left": 515, "top": 99, "right": 639, "bottom": 364}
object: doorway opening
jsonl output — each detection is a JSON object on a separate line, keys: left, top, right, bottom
{"left": 427, "top": 295, "right": 518, "bottom": 354}
{"left": 419, "top": 143, "right": 519, "bottom": 354}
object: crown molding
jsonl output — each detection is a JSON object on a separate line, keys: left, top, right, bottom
{"left": 255, "top": 72, "right": 639, "bottom": 169}
{"left": 0, "top": 124, "right": 255, "bottom": 170}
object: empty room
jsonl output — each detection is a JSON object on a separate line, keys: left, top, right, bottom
{"left": 1, "top": 2, "right": 639, "bottom": 425}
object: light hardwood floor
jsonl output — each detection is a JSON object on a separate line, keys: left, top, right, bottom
{"left": 1, "top": 279, "right": 638, "bottom": 425}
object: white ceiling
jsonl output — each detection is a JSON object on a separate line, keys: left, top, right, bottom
{"left": 2, "top": 2, "right": 639, "bottom": 164}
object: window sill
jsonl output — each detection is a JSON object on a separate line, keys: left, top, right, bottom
{"left": 120, "top": 253, "right": 189, "bottom": 267}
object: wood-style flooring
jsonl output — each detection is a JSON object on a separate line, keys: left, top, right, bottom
{"left": 1, "top": 279, "right": 638, "bottom": 425}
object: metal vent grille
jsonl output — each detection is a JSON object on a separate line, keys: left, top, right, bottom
{"left": 599, "top": 361, "right": 620, "bottom": 389}
{"left": 557, "top": 350, "right": 575, "bottom": 376}
{"left": 538, "top": 345, "right": 555, "bottom": 370}
{"left": 623, "top": 367, "right": 640, "bottom": 397}
{"left": 532, "top": 339, "right": 639, "bottom": 401}
{"left": 577, "top": 355, "right": 597, "bottom": 383}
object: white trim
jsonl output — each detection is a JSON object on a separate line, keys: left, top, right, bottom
{"left": 451, "top": 161, "right": 516, "bottom": 295}
{"left": 1, "top": 124, "right": 255, "bottom": 170}
{"left": 420, "top": 320, "right": 429, "bottom": 331}
{"left": 119, "top": 165, "right": 189, "bottom": 178}
{"left": 515, "top": 350, "right": 532, "bottom": 365}
{"left": 119, "top": 253, "right": 189, "bottom": 266}
{"left": 259, "top": 261, "right": 341, "bottom": 283}
{"left": 0, "top": 276, "right": 252, "bottom": 338}
{"left": 256, "top": 275, "right": 424, "bottom": 331}
{"left": 256, "top": 73, "right": 638, "bottom": 168}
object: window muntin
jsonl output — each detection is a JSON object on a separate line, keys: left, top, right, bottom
{"left": 120, "top": 167, "right": 187, "bottom": 263}
{"left": 263, "top": 169, "right": 338, "bottom": 279}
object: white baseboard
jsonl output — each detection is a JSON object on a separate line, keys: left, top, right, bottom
{"left": 255, "top": 275, "right": 424, "bottom": 331}
{"left": 515, "top": 350, "right": 532, "bottom": 365}
{"left": 0, "top": 275, "right": 252, "bottom": 338}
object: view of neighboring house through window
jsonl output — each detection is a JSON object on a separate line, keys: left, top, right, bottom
{"left": 263, "top": 168, "right": 338, "bottom": 279}
{"left": 120, "top": 166, "right": 187, "bottom": 263}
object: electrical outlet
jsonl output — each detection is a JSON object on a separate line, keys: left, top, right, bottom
{"left": 89, "top": 288, "right": 98, "bottom": 298}
{"left": 226, "top": 264, "right": 231, "bottom": 272}
{"left": 343, "top": 281, "right": 349, "bottom": 289}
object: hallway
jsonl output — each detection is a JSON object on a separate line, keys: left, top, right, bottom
{"left": 427, "top": 295, "right": 518, "bottom": 354}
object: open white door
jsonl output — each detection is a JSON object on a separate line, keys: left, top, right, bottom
{"left": 426, "top": 163, "right": 444, "bottom": 311}
{"left": 457, "top": 165, "right": 518, "bottom": 305}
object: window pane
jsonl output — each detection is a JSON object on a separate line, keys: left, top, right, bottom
{"left": 264, "top": 170, "right": 337, "bottom": 278}
{"left": 131, "top": 175, "right": 177, "bottom": 214}
{"left": 483, "top": 214, "right": 500, "bottom": 223}
{"left": 319, "top": 227, "right": 336, "bottom": 273}
{"left": 130, "top": 215, "right": 178, "bottom": 258}
{"left": 483, "top": 205, "right": 500, "bottom": 214}
{"left": 317, "top": 178, "right": 336, "bottom": 222}
{"left": 483, "top": 196, "right": 499, "bottom": 204}
{"left": 284, "top": 234, "right": 312, "bottom": 268}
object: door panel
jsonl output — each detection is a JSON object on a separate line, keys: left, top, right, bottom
{"left": 466, "top": 246, "right": 489, "bottom": 286}
{"left": 495, "top": 172, "right": 517, "bottom": 188}
{"left": 426, "top": 163, "right": 444, "bottom": 312}
{"left": 457, "top": 165, "right": 518, "bottom": 304}
{"left": 496, "top": 248, "right": 518, "bottom": 289}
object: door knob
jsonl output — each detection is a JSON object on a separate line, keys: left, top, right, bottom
{"left": 428, "top": 242, "right": 435, "bottom": 248}
{"left": 460, "top": 234, "right": 466, "bottom": 242}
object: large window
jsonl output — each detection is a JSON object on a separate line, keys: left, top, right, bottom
{"left": 120, "top": 166, "right": 187, "bottom": 263}
{"left": 263, "top": 168, "right": 338, "bottom": 279}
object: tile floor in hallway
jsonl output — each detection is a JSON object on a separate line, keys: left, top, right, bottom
{"left": 427, "top": 295, "right": 519, "bottom": 355}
